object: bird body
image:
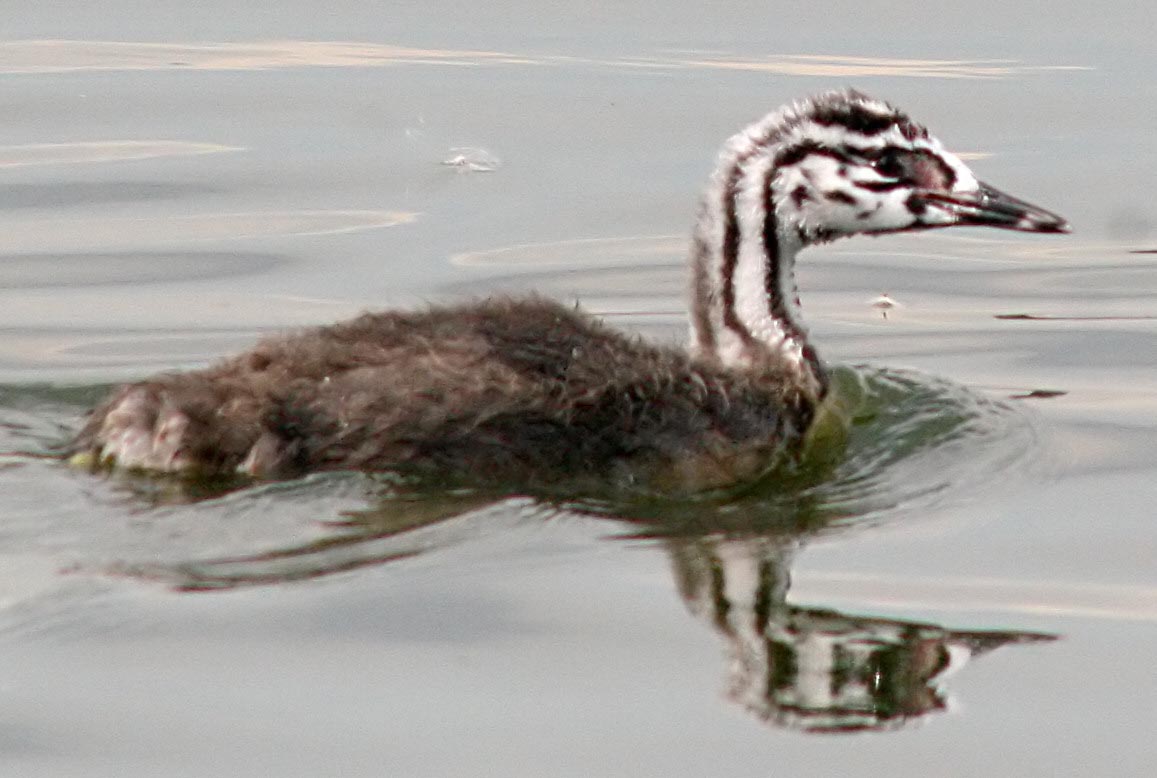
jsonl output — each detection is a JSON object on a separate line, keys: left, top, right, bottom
{"left": 72, "top": 90, "right": 1068, "bottom": 489}
{"left": 76, "top": 297, "right": 809, "bottom": 489}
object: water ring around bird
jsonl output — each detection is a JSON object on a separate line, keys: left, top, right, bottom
{"left": 0, "top": 366, "right": 1043, "bottom": 590}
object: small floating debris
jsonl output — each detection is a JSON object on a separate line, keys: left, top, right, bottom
{"left": 1008, "top": 389, "right": 1067, "bottom": 400}
{"left": 441, "top": 147, "right": 500, "bottom": 173}
{"left": 996, "top": 313, "right": 1157, "bottom": 322}
{"left": 870, "top": 292, "right": 899, "bottom": 319}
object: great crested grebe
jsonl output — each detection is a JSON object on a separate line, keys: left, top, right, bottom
{"left": 71, "top": 91, "right": 1068, "bottom": 489}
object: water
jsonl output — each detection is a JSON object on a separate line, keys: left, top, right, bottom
{"left": 1, "top": 3, "right": 1156, "bottom": 775}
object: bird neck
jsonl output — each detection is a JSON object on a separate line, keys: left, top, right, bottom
{"left": 688, "top": 150, "right": 826, "bottom": 402}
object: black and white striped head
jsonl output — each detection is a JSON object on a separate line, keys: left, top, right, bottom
{"left": 744, "top": 90, "right": 1068, "bottom": 243}
{"left": 690, "top": 90, "right": 1068, "bottom": 391}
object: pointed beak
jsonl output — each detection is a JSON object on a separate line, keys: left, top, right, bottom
{"left": 918, "top": 182, "right": 1070, "bottom": 234}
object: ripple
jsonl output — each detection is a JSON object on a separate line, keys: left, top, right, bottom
{"left": 794, "top": 570, "right": 1157, "bottom": 623}
{"left": 451, "top": 234, "right": 683, "bottom": 268}
{"left": 0, "top": 40, "right": 528, "bottom": 74}
{"left": 548, "top": 364, "right": 1046, "bottom": 541}
{"left": 0, "top": 40, "right": 1086, "bottom": 81}
{"left": 443, "top": 233, "right": 1157, "bottom": 322}
{"left": 809, "top": 365, "right": 1043, "bottom": 525}
{"left": 0, "top": 141, "right": 240, "bottom": 168}
{"left": 0, "top": 181, "right": 219, "bottom": 212}
{"left": 0, "top": 359, "right": 1045, "bottom": 591}
{"left": 0, "top": 209, "right": 417, "bottom": 253}
{"left": 0, "top": 251, "right": 285, "bottom": 289}
{"left": 447, "top": 231, "right": 1129, "bottom": 275}
{"left": 636, "top": 54, "right": 1087, "bottom": 79}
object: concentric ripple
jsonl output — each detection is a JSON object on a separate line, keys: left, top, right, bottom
{"left": 559, "top": 363, "right": 1042, "bottom": 541}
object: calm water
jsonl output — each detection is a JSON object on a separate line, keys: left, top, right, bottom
{"left": 1, "top": 2, "right": 1156, "bottom": 776}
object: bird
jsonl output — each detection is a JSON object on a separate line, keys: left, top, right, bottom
{"left": 70, "top": 90, "right": 1069, "bottom": 491}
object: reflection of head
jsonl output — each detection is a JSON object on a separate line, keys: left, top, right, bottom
{"left": 669, "top": 536, "right": 1055, "bottom": 733}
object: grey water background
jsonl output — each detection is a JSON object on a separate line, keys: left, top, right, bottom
{"left": 1, "top": 1, "right": 1156, "bottom": 775}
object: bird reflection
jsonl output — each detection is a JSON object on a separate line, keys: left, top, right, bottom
{"left": 114, "top": 482, "right": 1056, "bottom": 735}
{"left": 666, "top": 534, "right": 1053, "bottom": 733}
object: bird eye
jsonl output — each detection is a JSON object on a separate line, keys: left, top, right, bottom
{"left": 871, "top": 149, "right": 907, "bottom": 179}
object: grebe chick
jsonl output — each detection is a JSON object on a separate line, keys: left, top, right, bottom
{"left": 72, "top": 91, "right": 1068, "bottom": 489}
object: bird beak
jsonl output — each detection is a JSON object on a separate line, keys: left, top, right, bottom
{"left": 918, "top": 182, "right": 1070, "bottom": 233}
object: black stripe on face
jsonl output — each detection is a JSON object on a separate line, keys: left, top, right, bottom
{"left": 862, "top": 147, "right": 957, "bottom": 191}
{"left": 811, "top": 102, "right": 927, "bottom": 143}
{"left": 906, "top": 192, "right": 928, "bottom": 216}
{"left": 855, "top": 179, "right": 906, "bottom": 193}
{"left": 896, "top": 120, "right": 929, "bottom": 142}
{"left": 825, "top": 190, "right": 858, "bottom": 206}
{"left": 810, "top": 103, "right": 898, "bottom": 136}
{"left": 774, "top": 141, "right": 857, "bottom": 170}
{"left": 802, "top": 91, "right": 929, "bottom": 143}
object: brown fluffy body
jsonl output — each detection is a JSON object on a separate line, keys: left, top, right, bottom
{"left": 73, "top": 298, "right": 812, "bottom": 490}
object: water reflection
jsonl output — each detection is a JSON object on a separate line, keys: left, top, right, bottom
{"left": 114, "top": 484, "right": 1054, "bottom": 734}
{"left": 666, "top": 534, "right": 1053, "bottom": 733}
{"left": 0, "top": 369, "right": 1056, "bottom": 734}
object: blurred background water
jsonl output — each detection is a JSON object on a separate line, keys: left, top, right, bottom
{"left": 1, "top": 2, "right": 1155, "bottom": 775}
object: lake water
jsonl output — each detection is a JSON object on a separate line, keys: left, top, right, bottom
{"left": 1, "top": 2, "right": 1156, "bottom": 776}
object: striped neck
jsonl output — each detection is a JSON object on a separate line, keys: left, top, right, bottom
{"left": 689, "top": 116, "right": 826, "bottom": 401}
{"left": 687, "top": 89, "right": 1068, "bottom": 406}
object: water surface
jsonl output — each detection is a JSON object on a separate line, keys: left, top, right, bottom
{"left": 1, "top": 2, "right": 1156, "bottom": 776}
